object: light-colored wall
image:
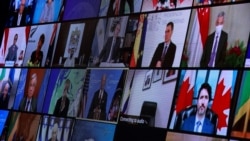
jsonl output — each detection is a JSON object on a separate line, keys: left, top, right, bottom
{"left": 122, "top": 69, "right": 177, "bottom": 128}
{"left": 209, "top": 4, "right": 250, "bottom": 47}
{"left": 142, "top": 9, "right": 191, "bottom": 67}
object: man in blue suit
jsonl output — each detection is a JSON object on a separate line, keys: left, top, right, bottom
{"left": 181, "top": 83, "right": 215, "bottom": 134}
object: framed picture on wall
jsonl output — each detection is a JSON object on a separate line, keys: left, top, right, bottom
{"left": 163, "top": 69, "right": 178, "bottom": 84}
{"left": 64, "top": 23, "right": 85, "bottom": 58}
{"left": 143, "top": 70, "right": 153, "bottom": 90}
{"left": 152, "top": 69, "right": 162, "bottom": 83}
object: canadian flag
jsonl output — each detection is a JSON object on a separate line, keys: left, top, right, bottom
{"left": 211, "top": 70, "right": 233, "bottom": 135}
{"left": 175, "top": 70, "right": 197, "bottom": 114}
{"left": 187, "top": 8, "right": 210, "bottom": 67}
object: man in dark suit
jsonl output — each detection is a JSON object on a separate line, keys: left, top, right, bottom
{"left": 98, "top": 20, "right": 122, "bottom": 64}
{"left": 48, "top": 123, "right": 59, "bottom": 141}
{"left": 5, "top": 34, "right": 18, "bottom": 62}
{"left": 19, "top": 73, "right": 38, "bottom": 112}
{"left": 54, "top": 79, "right": 70, "bottom": 117}
{"left": 150, "top": 22, "right": 176, "bottom": 68}
{"left": 181, "top": 83, "right": 215, "bottom": 134}
{"left": 11, "top": 0, "right": 28, "bottom": 27}
{"left": 88, "top": 74, "right": 108, "bottom": 120}
{"left": 200, "top": 11, "right": 228, "bottom": 67}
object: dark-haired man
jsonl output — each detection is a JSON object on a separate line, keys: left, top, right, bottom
{"left": 181, "top": 82, "right": 215, "bottom": 134}
{"left": 150, "top": 22, "right": 176, "bottom": 68}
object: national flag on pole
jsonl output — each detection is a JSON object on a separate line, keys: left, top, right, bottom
{"left": 108, "top": 70, "right": 125, "bottom": 121}
{"left": 136, "top": 14, "right": 148, "bottom": 67}
{"left": 99, "top": 0, "right": 110, "bottom": 17}
{"left": 3, "top": 29, "right": 9, "bottom": 56}
{"left": 122, "top": 70, "right": 135, "bottom": 114}
{"left": 211, "top": 70, "right": 233, "bottom": 135}
{"left": 77, "top": 70, "right": 90, "bottom": 118}
{"left": 25, "top": 26, "right": 31, "bottom": 43}
{"left": 44, "top": 24, "right": 56, "bottom": 67}
{"left": 49, "top": 24, "right": 58, "bottom": 46}
{"left": 232, "top": 71, "right": 250, "bottom": 138}
{"left": 0, "top": 68, "right": 6, "bottom": 81}
{"left": 7, "top": 112, "right": 19, "bottom": 139}
{"left": 187, "top": 8, "right": 210, "bottom": 67}
{"left": 130, "top": 14, "right": 147, "bottom": 67}
{"left": 175, "top": 70, "right": 196, "bottom": 114}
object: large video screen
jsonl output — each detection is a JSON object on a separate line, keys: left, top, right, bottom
{"left": 0, "top": 0, "right": 249, "bottom": 141}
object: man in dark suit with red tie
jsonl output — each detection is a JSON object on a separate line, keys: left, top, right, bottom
{"left": 200, "top": 11, "right": 228, "bottom": 67}
{"left": 87, "top": 74, "right": 108, "bottom": 120}
{"left": 19, "top": 73, "right": 38, "bottom": 112}
{"left": 150, "top": 22, "right": 176, "bottom": 68}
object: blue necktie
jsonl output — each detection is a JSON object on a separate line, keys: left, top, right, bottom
{"left": 195, "top": 121, "right": 201, "bottom": 132}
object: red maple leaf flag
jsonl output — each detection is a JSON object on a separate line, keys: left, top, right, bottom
{"left": 211, "top": 70, "right": 233, "bottom": 135}
{"left": 175, "top": 70, "right": 196, "bottom": 114}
